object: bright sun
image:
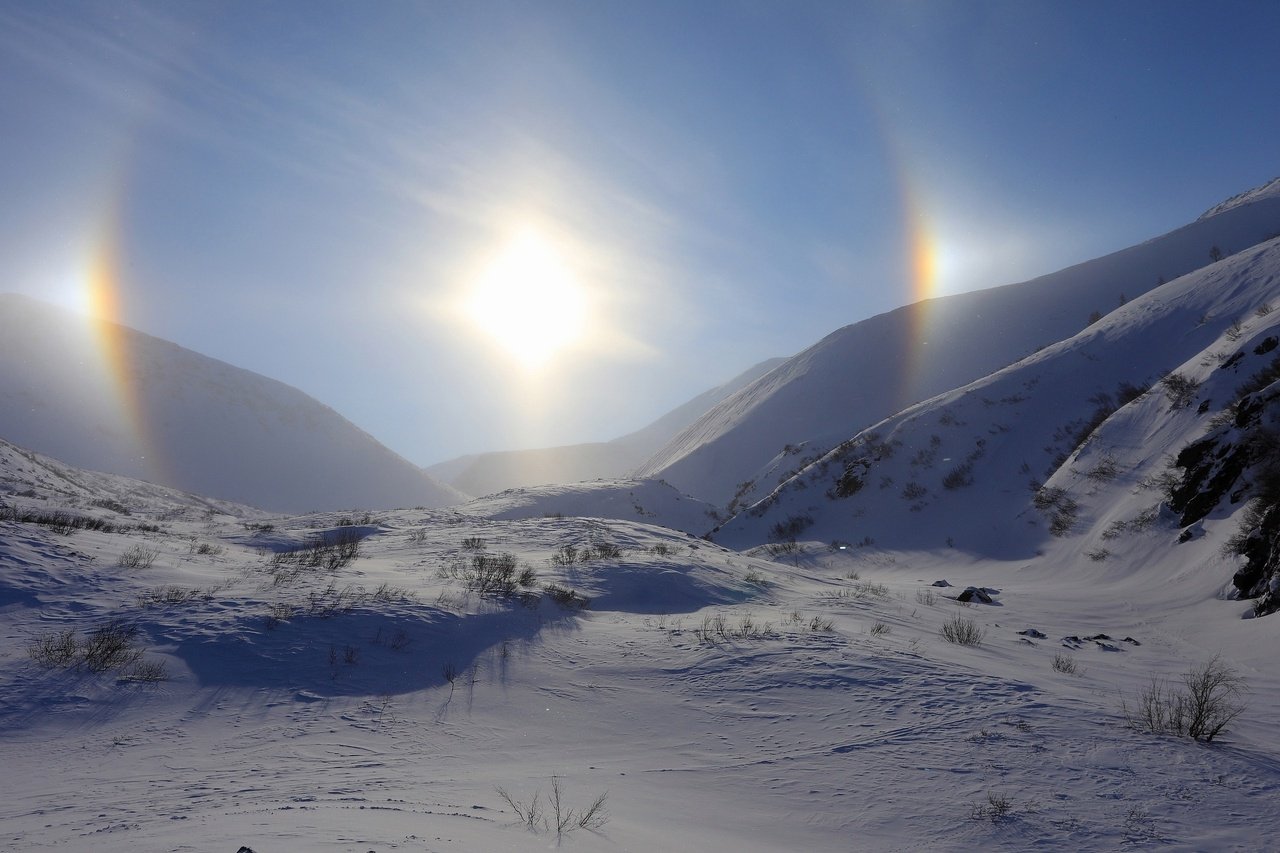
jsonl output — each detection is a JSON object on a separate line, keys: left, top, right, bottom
{"left": 465, "top": 227, "right": 589, "bottom": 369}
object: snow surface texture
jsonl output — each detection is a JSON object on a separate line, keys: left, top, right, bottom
{"left": 0, "top": 295, "right": 462, "bottom": 513}
{"left": 4, "top": 455, "right": 1280, "bottom": 851}
{"left": 637, "top": 190, "right": 1280, "bottom": 507}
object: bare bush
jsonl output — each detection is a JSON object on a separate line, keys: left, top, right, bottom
{"left": 770, "top": 513, "right": 814, "bottom": 542}
{"left": 1123, "top": 656, "right": 1247, "bottom": 741}
{"left": 543, "top": 584, "right": 590, "bottom": 609}
{"left": 940, "top": 614, "right": 985, "bottom": 646}
{"left": 1052, "top": 653, "right": 1080, "bottom": 675}
{"left": 1033, "top": 486, "right": 1079, "bottom": 536}
{"left": 901, "top": 481, "right": 928, "bottom": 501}
{"left": 188, "top": 541, "right": 224, "bottom": 556}
{"left": 137, "top": 585, "right": 204, "bottom": 608}
{"left": 271, "top": 531, "right": 360, "bottom": 572}
{"left": 1160, "top": 372, "right": 1201, "bottom": 410}
{"left": 119, "top": 544, "right": 160, "bottom": 569}
{"left": 969, "top": 791, "right": 1014, "bottom": 823}
{"left": 27, "top": 629, "right": 80, "bottom": 667}
{"left": 465, "top": 552, "right": 535, "bottom": 597}
{"left": 80, "top": 620, "right": 144, "bottom": 672}
{"left": 1, "top": 506, "right": 121, "bottom": 534}
{"left": 583, "top": 541, "right": 623, "bottom": 560}
{"left": 808, "top": 615, "right": 834, "bottom": 632}
{"left": 498, "top": 779, "right": 609, "bottom": 836}
{"left": 942, "top": 462, "right": 974, "bottom": 490}
{"left": 551, "top": 544, "right": 580, "bottom": 566}
{"left": 122, "top": 659, "right": 169, "bottom": 683}
{"left": 763, "top": 540, "right": 804, "bottom": 564}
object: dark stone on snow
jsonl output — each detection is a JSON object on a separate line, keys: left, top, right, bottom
{"left": 1123, "top": 636, "right": 1141, "bottom": 645}
{"left": 1018, "top": 628, "right": 1047, "bottom": 639}
{"left": 1085, "top": 633, "right": 1111, "bottom": 641}
{"left": 932, "top": 579, "right": 951, "bottom": 587}
{"left": 957, "top": 587, "right": 993, "bottom": 604}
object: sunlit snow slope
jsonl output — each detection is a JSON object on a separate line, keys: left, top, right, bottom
{"left": 716, "top": 235, "right": 1280, "bottom": 573}
{"left": 639, "top": 180, "right": 1280, "bottom": 508}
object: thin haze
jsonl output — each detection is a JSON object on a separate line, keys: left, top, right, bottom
{"left": 2, "top": 0, "right": 1278, "bottom": 465}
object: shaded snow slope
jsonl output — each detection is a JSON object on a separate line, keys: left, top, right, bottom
{"left": 458, "top": 477, "right": 720, "bottom": 536}
{"left": 430, "top": 358, "right": 786, "bottom": 497}
{"left": 0, "top": 295, "right": 462, "bottom": 512}
{"left": 715, "top": 236, "right": 1280, "bottom": 578}
{"left": 638, "top": 182, "right": 1280, "bottom": 506}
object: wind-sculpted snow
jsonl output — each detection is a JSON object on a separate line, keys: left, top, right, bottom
{"left": 5, "top": 453, "right": 1280, "bottom": 849}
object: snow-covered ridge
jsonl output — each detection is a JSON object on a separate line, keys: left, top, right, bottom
{"left": 0, "top": 436, "right": 263, "bottom": 520}
{"left": 1199, "top": 175, "right": 1280, "bottom": 220}
{"left": 0, "top": 294, "right": 462, "bottom": 512}
{"left": 637, "top": 180, "right": 1280, "bottom": 507}
{"left": 715, "top": 235, "right": 1280, "bottom": 576}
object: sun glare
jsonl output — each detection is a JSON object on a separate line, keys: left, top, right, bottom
{"left": 465, "top": 227, "right": 589, "bottom": 369}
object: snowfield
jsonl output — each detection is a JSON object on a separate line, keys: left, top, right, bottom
{"left": 3, "top": 455, "right": 1280, "bottom": 851}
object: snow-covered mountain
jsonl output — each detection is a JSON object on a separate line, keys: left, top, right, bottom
{"left": 428, "top": 357, "right": 786, "bottom": 497}
{"left": 0, "top": 294, "right": 462, "bottom": 512}
{"left": 458, "top": 477, "right": 719, "bottom": 535}
{"left": 637, "top": 181, "right": 1280, "bottom": 508}
{"left": 714, "top": 233, "right": 1280, "bottom": 583}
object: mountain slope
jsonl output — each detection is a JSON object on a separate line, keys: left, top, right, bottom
{"left": 638, "top": 181, "right": 1280, "bottom": 506}
{"left": 457, "top": 477, "right": 720, "bottom": 535}
{"left": 713, "top": 235, "right": 1280, "bottom": 588}
{"left": 430, "top": 357, "right": 786, "bottom": 497}
{"left": 0, "top": 436, "right": 264, "bottom": 521}
{"left": 0, "top": 295, "right": 462, "bottom": 512}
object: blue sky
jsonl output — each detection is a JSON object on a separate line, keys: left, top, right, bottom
{"left": 2, "top": 0, "right": 1278, "bottom": 466}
